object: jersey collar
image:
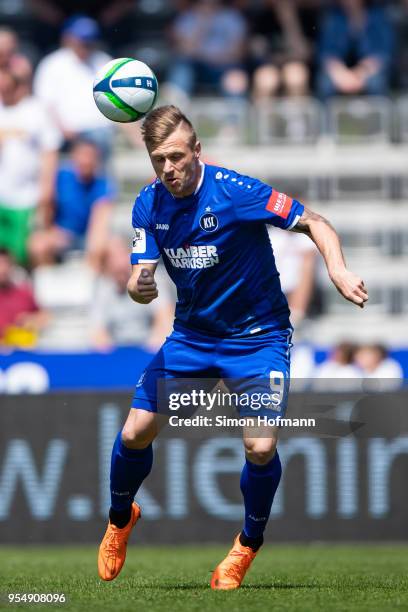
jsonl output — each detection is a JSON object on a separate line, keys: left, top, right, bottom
{"left": 194, "top": 160, "right": 205, "bottom": 195}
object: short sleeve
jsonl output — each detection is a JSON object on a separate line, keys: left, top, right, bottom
{"left": 130, "top": 193, "right": 161, "bottom": 265}
{"left": 94, "top": 175, "right": 117, "bottom": 204}
{"left": 231, "top": 175, "right": 304, "bottom": 230}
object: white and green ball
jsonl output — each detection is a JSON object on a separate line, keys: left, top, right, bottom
{"left": 93, "top": 57, "right": 158, "bottom": 123}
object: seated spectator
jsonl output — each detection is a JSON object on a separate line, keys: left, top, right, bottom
{"left": 0, "top": 64, "right": 60, "bottom": 266}
{"left": 28, "top": 0, "right": 135, "bottom": 55}
{"left": 313, "top": 342, "right": 361, "bottom": 390}
{"left": 29, "top": 138, "right": 116, "bottom": 271}
{"left": 164, "top": 0, "right": 249, "bottom": 101}
{"left": 0, "top": 248, "right": 48, "bottom": 348}
{"left": 316, "top": 0, "right": 395, "bottom": 99}
{"left": 33, "top": 15, "right": 114, "bottom": 160}
{"left": 250, "top": 0, "right": 317, "bottom": 101}
{"left": 354, "top": 343, "right": 403, "bottom": 390}
{"left": 89, "top": 237, "right": 174, "bottom": 352}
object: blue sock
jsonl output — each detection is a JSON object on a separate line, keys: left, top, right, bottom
{"left": 240, "top": 451, "right": 282, "bottom": 540}
{"left": 110, "top": 430, "right": 153, "bottom": 512}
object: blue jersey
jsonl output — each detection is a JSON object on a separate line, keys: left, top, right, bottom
{"left": 131, "top": 163, "right": 304, "bottom": 337}
{"left": 56, "top": 162, "right": 117, "bottom": 237}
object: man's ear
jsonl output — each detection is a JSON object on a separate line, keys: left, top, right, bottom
{"left": 194, "top": 140, "right": 201, "bottom": 159}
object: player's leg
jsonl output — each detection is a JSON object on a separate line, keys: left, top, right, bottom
{"left": 109, "top": 409, "right": 167, "bottom": 528}
{"left": 211, "top": 425, "right": 281, "bottom": 591}
{"left": 240, "top": 423, "right": 281, "bottom": 550}
{"left": 99, "top": 327, "right": 216, "bottom": 581}
{"left": 211, "top": 328, "right": 291, "bottom": 590}
{"left": 98, "top": 408, "right": 163, "bottom": 581}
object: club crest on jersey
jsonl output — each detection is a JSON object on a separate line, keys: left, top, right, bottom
{"left": 199, "top": 210, "right": 218, "bottom": 233}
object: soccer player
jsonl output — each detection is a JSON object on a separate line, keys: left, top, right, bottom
{"left": 98, "top": 105, "right": 368, "bottom": 589}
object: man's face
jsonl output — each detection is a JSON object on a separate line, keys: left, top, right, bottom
{"left": 72, "top": 142, "right": 100, "bottom": 181}
{"left": 148, "top": 125, "right": 201, "bottom": 198}
{"left": 64, "top": 34, "right": 93, "bottom": 61}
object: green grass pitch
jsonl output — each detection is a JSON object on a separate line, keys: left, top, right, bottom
{"left": 1, "top": 545, "right": 408, "bottom": 612}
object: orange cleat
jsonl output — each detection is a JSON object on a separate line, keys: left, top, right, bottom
{"left": 98, "top": 502, "right": 141, "bottom": 581}
{"left": 210, "top": 534, "right": 259, "bottom": 590}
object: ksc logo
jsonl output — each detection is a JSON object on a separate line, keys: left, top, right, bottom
{"left": 199, "top": 212, "right": 218, "bottom": 233}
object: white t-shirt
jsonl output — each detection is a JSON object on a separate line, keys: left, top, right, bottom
{"left": 0, "top": 96, "right": 61, "bottom": 209}
{"left": 360, "top": 358, "right": 404, "bottom": 391}
{"left": 34, "top": 48, "right": 111, "bottom": 132}
{"left": 268, "top": 227, "right": 316, "bottom": 294}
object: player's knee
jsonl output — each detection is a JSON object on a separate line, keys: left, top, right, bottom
{"left": 121, "top": 426, "right": 155, "bottom": 449}
{"left": 244, "top": 439, "right": 278, "bottom": 465}
{"left": 121, "top": 408, "right": 158, "bottom": 449}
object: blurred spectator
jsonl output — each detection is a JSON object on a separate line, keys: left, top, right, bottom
{"left": 313, "top": 342, "right": 361, "bottom": 390}
{"left": 29, "top": 138, "right": 116, "bottom": 271}
{"left": 89, "top": 237, "right": 174, "bottom": 352}
{"left": 0, "top": 64, "right": 60, "bottom": 266}
{"left": 316, "top": 0, "right": 395, "bottom": 99}
{"left": 250, "top": 0, "right": 316, "bottom": 101}
{"left": 0, "top": 248, "right": 48, "bottom": 348}
{"left": 268, "top": 227, "right": 317, "bottom": 326}
{"left": 28, "top": 1, "right": 135, "bottom": 55}
{"left": 33, "top": 15, "right": 113, "bottom": 159}
{"left": 354, "top": 344, "right": 403, "bottom": 389}
{"left": 390, "top": 0, "right": 408, "bottom": 90}
{"left": 0, "top": 27, "right": 31, "bottom": 81}
{"left": 164, "top": 0, "right": 249, "bottom": 101}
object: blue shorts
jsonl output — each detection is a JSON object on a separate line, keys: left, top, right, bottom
{"left": 132, "top": 326, "right": 293, "bottom": 418}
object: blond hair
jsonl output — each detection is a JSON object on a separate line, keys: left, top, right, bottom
{"left": 141, "top": 105, "right": 197, "bottom": 151}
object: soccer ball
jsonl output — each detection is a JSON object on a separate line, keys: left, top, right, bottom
{"left": 93, "top": 58, "right": 158, "bottom": 123}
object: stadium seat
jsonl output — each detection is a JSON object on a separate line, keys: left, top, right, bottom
{"left": 255, "top": 97, "right": 322, "bottom": 145}
{"left": 33, "top": 259, "right": 96, "bottom": 350}
{"left": 188, "top": 98, "right": 248, "bottom": 145}
{"left": 327, "top": 96, "right": 392, "bottom": 144}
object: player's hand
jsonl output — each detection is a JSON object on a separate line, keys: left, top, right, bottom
{"left": 330, "top": 268, "right": 368, "bottom": 308}
{"left": 136, "top": 268, "right": 158, "bottom": 304}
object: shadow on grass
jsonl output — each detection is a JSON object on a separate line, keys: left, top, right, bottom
{"left": 241, "top": 583, "right": 318, "bottom": 590}
{"left": 139, "top": 582, "right": 316, "bottom": 591}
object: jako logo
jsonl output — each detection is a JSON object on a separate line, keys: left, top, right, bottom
{"left": 156, "top": 223, "right": 169, "bottom": 230}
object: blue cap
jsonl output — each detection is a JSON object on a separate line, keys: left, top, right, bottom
{"left": 62, "top": 14, "right": 100, "bottom": 42}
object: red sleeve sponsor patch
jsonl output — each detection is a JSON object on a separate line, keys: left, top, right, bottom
{"left": 266, "top": 190, "right": 293, "bottom": 219}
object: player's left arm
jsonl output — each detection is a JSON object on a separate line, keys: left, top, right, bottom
{"left": 292, "top": 206, "right": 369, "bottom": 309}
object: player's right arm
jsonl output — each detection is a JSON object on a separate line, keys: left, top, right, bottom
{"left": 127, "top": 264, "right": 158, "bottom": 304}
{"left": 128, "top": 189, "right": 161, "bottom": 304}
